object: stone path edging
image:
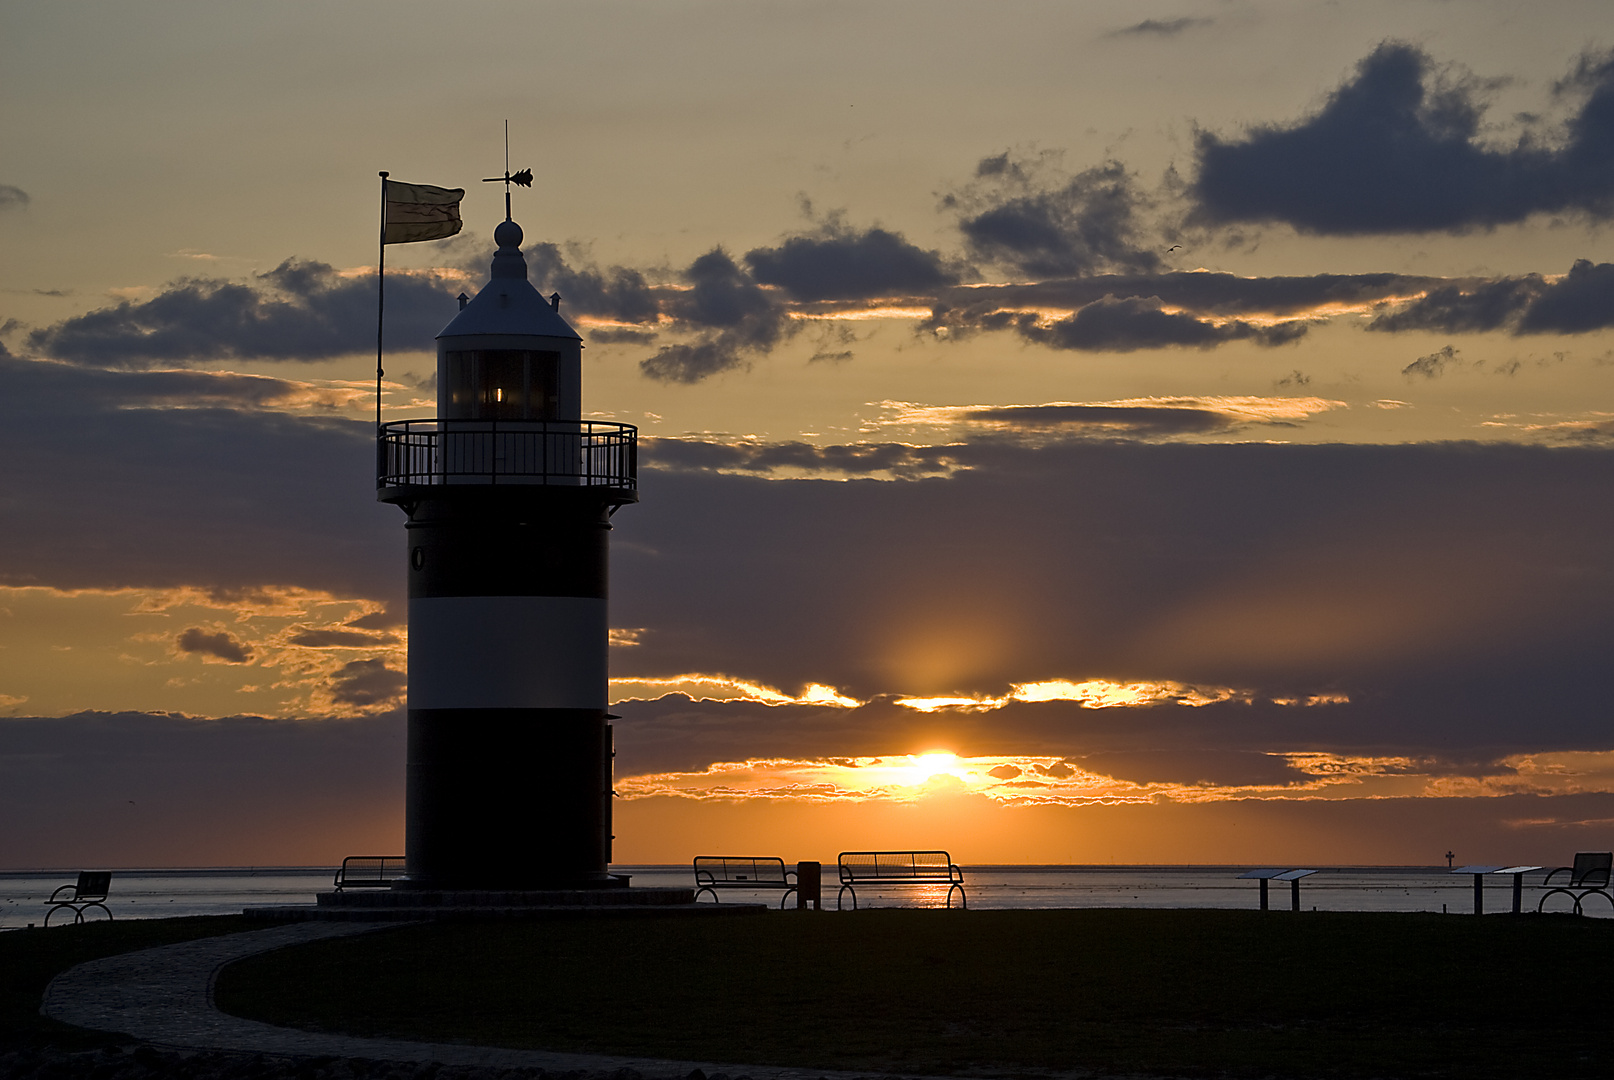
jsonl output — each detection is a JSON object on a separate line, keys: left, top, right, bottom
{"left": 40, "top": 921, "right": 880, "bottom": 1079}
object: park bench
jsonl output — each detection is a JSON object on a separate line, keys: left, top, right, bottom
{"left": 837, "top": 850, "right": 966, "bottom": 910}
{"left": 1537, "top": 851, "right": 1612, "bottom": 915}
{"left": 44, "top": 871, "right": 112, "bottom": 926}
{"left": 334, "top": 855, "right": 406, "bottom": 891}
{"left": 693, "top": 856, "right": 797, "bottom": 908}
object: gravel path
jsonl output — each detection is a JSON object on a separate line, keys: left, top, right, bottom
{"left": 35, "top": 921, "right": 896, "bottom": 1080}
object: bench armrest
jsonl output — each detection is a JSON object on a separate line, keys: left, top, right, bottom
{"left": 1541, "top": 866, "right": 1572, "bottom": 886}
{"left": 47, "top": 885, "right": 78, "bottom": 902}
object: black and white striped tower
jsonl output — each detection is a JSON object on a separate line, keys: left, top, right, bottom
{"left": 377, "top": 214, "right": 636, "bottom": 890}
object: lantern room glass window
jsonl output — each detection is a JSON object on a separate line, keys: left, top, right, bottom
{"left": 443, "top": 350, "right": 561, "bottom": 420}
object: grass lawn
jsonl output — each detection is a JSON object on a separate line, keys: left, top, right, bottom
{"left": 214, "top": 908, "right": 1610, "bottom": 1079}
{"left": 0, "top": 915, "right": 253, "bottom": 1050}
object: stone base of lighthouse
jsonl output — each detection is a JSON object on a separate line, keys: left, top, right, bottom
{"left": 243, "top": 884, "right": 767, "bottom": 922}
{"left": 297, "top": 884, "right": 743, "bottom": 922}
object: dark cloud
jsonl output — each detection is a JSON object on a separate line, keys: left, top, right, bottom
{"left": 28, "top": 260, "right": 458, "bottom": 367}
{"left": 611, "top": 440, "right": 1614, "bottom": 763}
{"left": 8, "top": 708, "right": 1605, "bottom": 869}
{"left": 947, "top": 156, "right": 1163, "bottom": 278}
{"left": 962, "top": 404, "right": 1235, "bottom": 437}
{"left": 645, "top": 436, "right": 972, "bottom": 478}
{"left": 609, "top": 687, "right": 1527, "bottom": 783}
{"left": 1403, "top": 345, "right": 1461, "bottom": 378}
{"left": 639, "top": 340, "right": 746, "bottom": 383}
{"left": 1369, "top": 278, "right": 1542, "bottom": 333}
{"left": 0, "top": 184, "right": 28, "bottom": 211}
{"left": 328, "top": 659, "right": 406, "bottom": 708}
{"left": 175, "top": 627, "right": 253, "bottom": 663}
{"left": 1074, "top": 750, "right": 1309, "bottom": 787}
{"left": 0, "top": 354, "right": 398, "bottom": 601}
{"left": 0, "top": 711, "right": 403, "bottom": 866}
{"left": 925, "top": 292, "right": 1314, "bottom": 352}
{"left": 524, "top": 242, "right": 661, "bottom": 324}
{"left": 1369, "top": 260, "right": 1614, "bottom": 336}
{"left": 744, "top": 222, "right": 958, "bottom": 301}
{"left": 1517, "top": 259, "right": 1614, "bottom": 333}
{"left": 608, "top": 685, "right": 1589, "bottom": 782}
{"left": 287, "top": 627, "right": 395, "bottom": 647}
{"left": 927, "top": 260, "right": 1614, "bottom": 347}
{"left": 345, "top": 609, "right": 405, "bottom": 631}
{"left": 1109, "top": 17, "right": 1212, "bottom": 38}
{"left": 1537, "top": 419, "right": 1614, "bottom": 446}
{"left": 1019, "top": 295, "right": 1307, "bottom": 352}
{"left": 11, "top": 343, "right": 1614, "bottom": 777}
{"left": 1193, "top": 43, "right": 1614, "bottom": 234}
{"left": 587, "top": 327, "right": 659, "bottom": 345}
{"left": 671, "top": 248, "right": 786, "bottom": 332}
{"left": 0, "top": 361, "right": 369, "bottom": 413}
{"left": 640, "top": 248, "right": 789, "bottom": 383}
{"left": 925, "top": 271, "right": 1442, "bottom": 343}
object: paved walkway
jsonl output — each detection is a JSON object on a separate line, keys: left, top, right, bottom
{"left": 40, "top": 921, "right": 871, "bottom": 1078}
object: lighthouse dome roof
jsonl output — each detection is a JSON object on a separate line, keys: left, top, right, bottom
{"left": 437, "top": 217, "right": 581, "bottom": 341}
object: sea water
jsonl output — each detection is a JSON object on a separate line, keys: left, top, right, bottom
{"left": 4, "top": 864, "right": 1602, "bottom": 929}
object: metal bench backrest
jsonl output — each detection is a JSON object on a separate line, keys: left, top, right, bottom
{"left": 694, "top": 856, "right": 790, "bottom": 884}
{"left": 1571, "top": 851, "right": 1612, "bottom": 887}
{"left": 72, "top": 871, "right": 111, "bottom": 901}
{"left": 336, "top": 855, "right": 404, "bottom": 888}
{"left": 839, "top": 850, "right": 958, "bottom": 882}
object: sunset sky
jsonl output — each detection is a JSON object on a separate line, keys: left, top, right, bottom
{"left": 5, "top": 0, "right": 1614, "bottom": 869}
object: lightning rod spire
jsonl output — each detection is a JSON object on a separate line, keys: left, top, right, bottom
{"left": 482, "top": 120, "right": 533, "bottom": 220}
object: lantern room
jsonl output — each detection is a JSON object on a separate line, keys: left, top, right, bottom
{"left": 435, "top": 217, "right": 581, "bottom": 422}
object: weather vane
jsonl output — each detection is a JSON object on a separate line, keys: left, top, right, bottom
{"left": 482, "top": 119, "right": 533, "bottom": 220}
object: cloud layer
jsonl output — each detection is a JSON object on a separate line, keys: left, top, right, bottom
{"left": 29, "top": 260, "right": 462, "bottom": 367}
{"left": 1193, "top": 43, "right": 1614, "bottom": 234}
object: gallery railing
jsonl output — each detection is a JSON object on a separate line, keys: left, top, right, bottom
{"left": 377, "top": 419, "right": 637, "bottom": 494}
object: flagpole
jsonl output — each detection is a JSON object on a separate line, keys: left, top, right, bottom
{"left": 376, "top": 170, "right": 388, "bottom": 433}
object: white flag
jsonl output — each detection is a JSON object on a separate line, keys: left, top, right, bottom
{"left": 384, "top": 180, "right": 464, "bottom": 244}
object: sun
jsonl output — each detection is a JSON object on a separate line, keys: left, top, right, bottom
{"left": 906, "top": 751, "right": 963, "bottom": 785}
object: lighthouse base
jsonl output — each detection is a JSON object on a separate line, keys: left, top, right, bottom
{"left": 243, "top": 885, "right": 767, "bottom": 922}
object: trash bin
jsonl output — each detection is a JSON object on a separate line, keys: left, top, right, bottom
{"left": 796, "top": 860, "right": 822, "bottom": 910}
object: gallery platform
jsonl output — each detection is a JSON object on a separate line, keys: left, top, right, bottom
{"left": 244, "top": 885, "right": 764, "bottom": 922}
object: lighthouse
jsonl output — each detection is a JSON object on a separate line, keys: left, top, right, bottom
{"left": 376, "top": 213, "right": 636, "bottom": 891}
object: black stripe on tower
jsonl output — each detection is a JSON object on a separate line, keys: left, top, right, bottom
{"left": 403, "top": 488, "right": 616, "bottom": 890}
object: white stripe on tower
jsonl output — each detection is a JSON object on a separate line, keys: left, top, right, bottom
{"left": 407, "top": 595, "right": 606, "bottom": 710}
